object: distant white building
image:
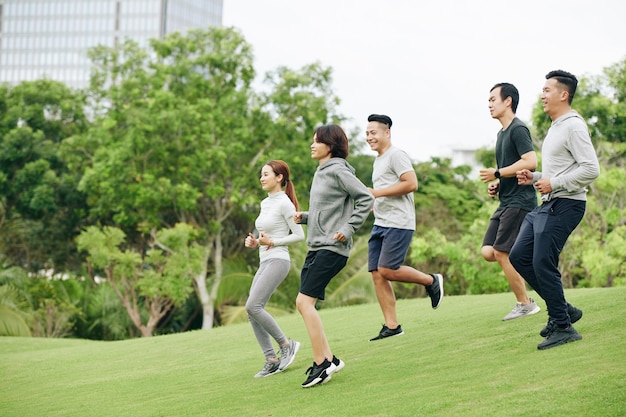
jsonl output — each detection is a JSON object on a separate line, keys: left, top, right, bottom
{"left": 448, "top": 146, "right": 482, "bottom": 179}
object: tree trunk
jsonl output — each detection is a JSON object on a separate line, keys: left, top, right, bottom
{"left": 195, "top": 243, "right": 213, "bottom": 329}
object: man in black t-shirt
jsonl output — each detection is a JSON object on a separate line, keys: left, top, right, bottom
{"left": 479, "top": 83, "right": 540, "bottom": 321}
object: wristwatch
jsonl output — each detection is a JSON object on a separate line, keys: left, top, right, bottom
{"left": 494, "top": 169, "right": 501, "bottom": 179}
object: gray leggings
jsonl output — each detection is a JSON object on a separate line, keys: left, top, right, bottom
{"left": 246, "top": 258, "right": 290, "bottom": 359}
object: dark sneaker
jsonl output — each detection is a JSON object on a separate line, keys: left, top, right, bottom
{"left": 254, "top": 359, "right": 281, "bottom": 378}
{"left": 331, "top": 355, "right": 345, "bottom": 373}
{"left": 426, "top": 273, "right": 444, "bottom": 309}
{"left": 278, "top": 339, "right": 300, "bottom": 371}
{"left": 322, "top": 355, "right": 345, "bottom": 383}
{"left": 537, "top": 325, "right": 582, "bottom": 350}
{"left": 540, "top": 303, "right": 583, "bottom": 337}
{"left": 369, "top": 324, "right": 404, "bottom": 341}
{"left": 301, "top": 359, "right": 336, "bottom": 388}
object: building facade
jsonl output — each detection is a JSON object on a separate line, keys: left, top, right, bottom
{"left": 0, "top": 0, "right": 223, "bottom": 88}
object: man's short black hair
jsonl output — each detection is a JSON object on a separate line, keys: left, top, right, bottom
{"left": 546, "top": 70, "right": 578, "bottom": 104}
{"left": 368, "top": 114, "right": 392, "bottom": 128}
{"left": 490, "top": 82, "right": 520, "bottom": 113}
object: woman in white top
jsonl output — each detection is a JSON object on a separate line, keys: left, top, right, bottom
{"left": 244, "top": 160, "right": 305, "bottom": 378}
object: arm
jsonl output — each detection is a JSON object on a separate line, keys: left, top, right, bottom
{"left": 480, "top": 151, "right": 537, "bottom": 182}
{"left": 294, "top": 211, "right": 307, "bottom": 224}
{"left": 370, "top": 171, "right": 418, "bottom": 198}
{"left": 271, "top": 211, "right": 304, "bottom": 246}
{"left": 549, "top": 130, "right": 600, "bottom": 192}
{"left": 336, "top": 172, "right": 374, "bottom": 241}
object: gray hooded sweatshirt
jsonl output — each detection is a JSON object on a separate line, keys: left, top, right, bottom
{"left": 300, "top": 157, "right": 374, "bottom": 257}
{"left": 532, "top": 110, "right": 600, "bottom": 202}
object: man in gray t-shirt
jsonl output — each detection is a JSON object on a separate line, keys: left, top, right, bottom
{"left": 365, "top": 114, "right": 444, "bottom": 342}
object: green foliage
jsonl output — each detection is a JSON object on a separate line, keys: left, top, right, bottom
{"left": 0, "top": 282, "right": 32, "bottom": 337}
{"left": 76, "top": 224, "right": 197, "bottom": 336}
{"left": 414, "top": 157, "right": 483, "bottom": 239}
{"left": 0, "top": 80, "right": 88, "bottom": 271}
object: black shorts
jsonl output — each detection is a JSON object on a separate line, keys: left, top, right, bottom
{"left": 482, "top": 207, "right": 530, "bottom": 253}
{"left": 299, "top": 250, "right": 348, "bottom": 300}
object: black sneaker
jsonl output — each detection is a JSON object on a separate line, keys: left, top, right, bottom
{"left": 322, "top": 355, "right": 345, "bottom": 383}
{"left": 425, "top": 273, "right": 444, "bottom": 309}
{"left": 540, "top": 303, "right": 583, "bottom": 337}
{"left": 537, "top": 325, "right": 582, "bottom": 350}
{"left": 331, "top": 355, "right": 345, "bottom": 373}
{"left": 301, "top": 359, "right": 336, "bottom": 388}
{"left": 369, "top": 324, "right": 404, "bottom": 341}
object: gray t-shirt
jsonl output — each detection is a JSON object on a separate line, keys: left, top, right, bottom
{"left": 372, "top": 146, "right": 416, "bottom": 230}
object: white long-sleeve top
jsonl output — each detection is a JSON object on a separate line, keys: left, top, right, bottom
{"left": 255, "top": 191, "right": 304, "bottom": 262}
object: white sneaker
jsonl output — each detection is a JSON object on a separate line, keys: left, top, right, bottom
{"left": 502, "top": 298, "right": 541, "bottom": 321}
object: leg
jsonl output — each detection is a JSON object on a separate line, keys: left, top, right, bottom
{"left": 494, "top": 250, "right": 530, "bottom": 304}
{"left": 510, "top": 209, "right": 541, "bottom": 297}
{"left": 296, "top": 292, "right": 331, "bottom": 364}
{"left": 378, "top": 265, "right": 434, "bottom": 285}
{"left": 488, "top": 207, "right": 533, "bottom": 304}
{"left": 531, "top": 199, "right": 585, "bottom": 326}
{"left": 372, "top": 269, "right": 399, "bottom": 329}
{"left": 298, "top": 250, "right": 347, "bottom": 364}
{"left": 246, "top": 259, "right": 290, "bottom": 359}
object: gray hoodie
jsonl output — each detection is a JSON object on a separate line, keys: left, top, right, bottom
{"left": 532, "top": 110, "right": 600, "bottom": 202}
{"left": 300, "top": 158, "right": 374, "bottom": 257}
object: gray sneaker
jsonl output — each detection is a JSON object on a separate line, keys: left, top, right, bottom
{"left": 278, "top": 339, "right": 300, "bottom": 371}
{"left": 254, "top": 359, "right": 281, "bottom": 378}
{"left": 502, "top": 298, "right": 541, "bottom": 321}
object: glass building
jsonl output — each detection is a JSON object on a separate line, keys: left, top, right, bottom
{"left": 0, "top": 0, "right": 223, "bottom": 88}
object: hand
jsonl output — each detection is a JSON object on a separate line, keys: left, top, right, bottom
{"left": 294, "top": 212, "right": 303, "bottom": 224}
{"left": 479, "top": 168, "right": 497, "bottom": 183}
{"left": 516, "top": 169, "right": 533, "bottom": 185}
{"left": 258, "top": 232, "right": 273, "bottom": 250}
{"left": 244, "top": 233, "right": 258, "bottom": 248}
{"left": 487, "top": 182, "right": 499, "bottom": 199}
{"left": 534, "top": 178, "right": 553, "bottom": 194}
{"left": 333, "top": 232, "right": 346, "bottom": 243}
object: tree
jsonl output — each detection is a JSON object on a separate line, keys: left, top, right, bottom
{"left": 76, "top": 224, "right": 197, "bottom": 337}
{"left": 0, "top": 80, "right": 88, "bottom": 272}
{"left": 67, "top": 27, "right": 344, "bottom": 330}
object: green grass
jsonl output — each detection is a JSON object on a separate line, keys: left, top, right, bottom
{"left": 1, "top": 287, "right": 625, "bottom": 417}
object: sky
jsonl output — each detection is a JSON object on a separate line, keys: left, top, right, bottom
{"left": 223, "top": 0, "right": 626, "bottom": 162}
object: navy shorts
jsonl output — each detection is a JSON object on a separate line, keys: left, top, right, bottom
{"left": 368, "top": 225, "right": 414, "bottom": 272}
{"left": 299, "top": 250, "right": 348, "bottom": 300}
{"left": 482, "top": 207, "right": 530, "bottom": 253}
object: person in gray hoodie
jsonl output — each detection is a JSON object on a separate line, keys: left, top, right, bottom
{"left": 294, "top": 124, "right": 374, "bottom": 387}
{"left": 510, "top": 70, "right": 600, "bottom": 350}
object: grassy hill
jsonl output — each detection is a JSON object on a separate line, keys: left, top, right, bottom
{"left": 1, "top": 287, "right": 625, "bottom": 417}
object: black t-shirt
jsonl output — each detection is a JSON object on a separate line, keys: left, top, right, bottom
{"left": 495, "top": 117, "right": 538, "bottom": 211}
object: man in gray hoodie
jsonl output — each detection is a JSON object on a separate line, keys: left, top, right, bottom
{"left": 510, "top": 70, "right": 600, "bottom": 350}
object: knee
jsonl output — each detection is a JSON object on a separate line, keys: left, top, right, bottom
{"left": 378, "top": 267, "right": 398, "bottom": 281}
{"left": 295, "top": 294, "right": 307, "bottom": 314}
{"left": 493, "top": 249, "right": 509, "bottom": 263}
{"left": 245, "top": 300, "right": 260, "bottom": 317}
{"left": 371, "top": 270, "right": 384, "bottom": 283}
{"left": 481, "top": 246, "right": 496, "bottom": 262}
